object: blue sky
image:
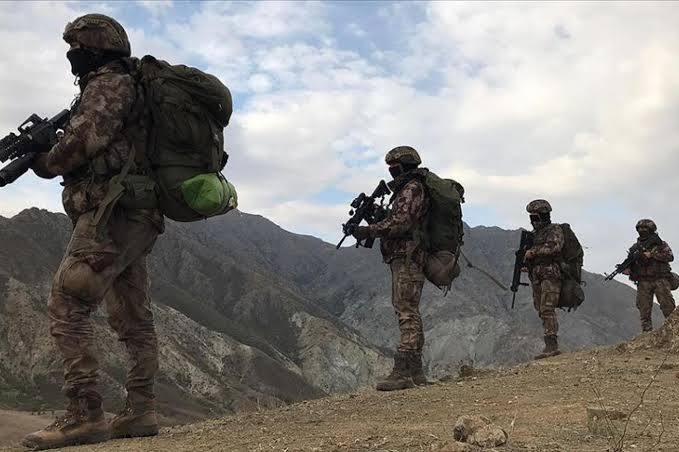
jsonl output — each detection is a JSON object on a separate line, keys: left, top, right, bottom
{"left": 1, "top": 1, "right": 679, "bottom": 278}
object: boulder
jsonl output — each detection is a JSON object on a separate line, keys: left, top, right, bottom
{"left": 470, "top": 424, "right": 508, "bottom": 447}
{"left": 453, "top": 415, "right": 491, "bottom": 442}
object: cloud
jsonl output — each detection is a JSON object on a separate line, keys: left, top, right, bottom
{"left": 2, "top": 1, "right": 679, "bottom": 280}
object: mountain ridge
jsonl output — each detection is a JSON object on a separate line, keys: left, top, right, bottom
{"left": 0, "top": 207, "right": 660, "bottom": 430}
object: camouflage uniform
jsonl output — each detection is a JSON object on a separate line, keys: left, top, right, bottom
{"left": 355, "top": 146, "right": 429, "bottom": 391}
{"left": 24, "top": 14, "right": 162, "bottom": 451}
{"left": 527, "top": 223, "right": 564, "bottom": 337}
{"left": 38, "top": 55, "right": 164, "bottom": 408}
{"left": 523, "top": 199, "right": 564, "bottom": 359}
{"left": 369, "top": 173, "right": 429, "bottom": 353}
{"left": 629, "top": 237, "right": 675, "bottom": 331}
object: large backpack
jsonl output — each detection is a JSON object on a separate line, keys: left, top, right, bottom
{"left": 557, "top": 223, "right": 585, "bottom": 310}
{"left": 117, "top": 55, "right": 237, "bottom": 222}
{"left": 421, "top": 171, "right": 465, "bottom": 290}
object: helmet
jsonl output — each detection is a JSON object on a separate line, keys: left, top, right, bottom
{"left": 636, "top": 219, "right": 657, "bottom": 232}
{"left": 385, "top": 146, "right": 422, "bottom": 166}
{"left": 63, "top": 14, "right": 131, "bottom": 56}
{"left": 526, "top": 199, "right": 552, "bottom": 214}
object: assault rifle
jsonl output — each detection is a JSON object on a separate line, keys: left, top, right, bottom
{"left": 604, "top": 239, "right": 662, "bottom": 281}
{"left": 0, "top": 110, "right": 70, "bottom": 187}
{"left": 336, "top": 180, "right": 391, "bottom": 249}
{"left": 510, "top": 229, "right": 534, "bottom": 308}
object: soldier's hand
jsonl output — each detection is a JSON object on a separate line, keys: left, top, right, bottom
{"left": 524, "top": 249, "right": 536, "bottom": 261}
{"left": 622, "top": 268, "right": 631, "bottom": 276}
{"left": 352, "top": 226, "right": 371, "bottom": 241}
{"left": 30, "top": 153, "right": 56, "bottom": 179}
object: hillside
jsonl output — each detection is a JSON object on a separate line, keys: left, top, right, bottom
{"left": 0, "top": 208, "right": 662, "bottom": 427}
{"left": 2, "top": 323, "right": 678, "bottom": 451}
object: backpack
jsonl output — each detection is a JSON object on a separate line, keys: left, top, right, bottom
{"left": 421, "top": 171, "right": 465, "bottom": 290}
{"left": 557, "top": 223, "right": 585, "bottom": 310}
{"left": 117, "top": 55, "right": 238, "bottom": 222}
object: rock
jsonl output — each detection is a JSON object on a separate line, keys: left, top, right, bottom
{"left": 586, "top": 406, "right": 627, "bottom": 436}
{"left": 470, "top": 424, "right": 508, "bottom": 447}
{"left": 453, "top": 415, "right": 491, "bottom": 441}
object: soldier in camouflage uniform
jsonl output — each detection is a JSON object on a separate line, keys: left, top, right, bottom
{"left": 523, "top": 199, "right": 563, "bottom": 359}
{"left": 24, "top": 14, "right": 162, "bottom": 450}
{"left": 622, "top": 219, "right": 676, "bottom": 332}
{"left": 351, "top": 146, "right": 429, "bottom": 391}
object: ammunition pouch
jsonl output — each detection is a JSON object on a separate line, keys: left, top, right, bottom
{"left": 118, "top": 174, "right": 159, "bottom": 209}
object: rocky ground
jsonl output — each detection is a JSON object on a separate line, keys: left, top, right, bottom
{"left": 2, "top": 327, "right": 678, "bottom": 452}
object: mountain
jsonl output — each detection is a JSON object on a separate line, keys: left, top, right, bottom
{"left": 0, "top": 208, "right": 388, "bottom": 424}
{"left": 0, "top": 208, "right": 658, "bottom": 425}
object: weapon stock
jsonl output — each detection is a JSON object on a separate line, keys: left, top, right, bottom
{"left": 336, "top": 180, "right": 391, "bottom": 249}
{"left": 0, "top": 109, "right": 70, "bottom": 187}
{"left": 509, "top": 229, "right": 534, "bottom": 309}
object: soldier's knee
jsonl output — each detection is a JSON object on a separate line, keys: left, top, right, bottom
{"left": 60, "top": 261, "right": 109, "bottom": 303}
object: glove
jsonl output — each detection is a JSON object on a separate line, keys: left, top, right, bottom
{"left": 351, "top": 226, "right": 371, "bottom": 241}
{"left": 31, "top": 153, "right": 56, "bottom": 179}
{"left": 523, "top": 249, "right": 536, "bottom": 261}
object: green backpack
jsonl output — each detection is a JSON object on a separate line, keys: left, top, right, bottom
{"left": 421, "top": 171, "right": 465, "bottom": 290}
{"left": 117, "top": 55, "right": 237, "bottom": 222}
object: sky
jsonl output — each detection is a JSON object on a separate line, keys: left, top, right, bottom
{"left": 1, "top": 1, "right": 678, "bottom": 279}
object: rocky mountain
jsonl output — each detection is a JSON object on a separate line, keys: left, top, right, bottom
{"left": 0, "top": 208, "right": 657, "bottom": 424}
{"left": 0, "top": 208, "right": 388, "bottom": 423}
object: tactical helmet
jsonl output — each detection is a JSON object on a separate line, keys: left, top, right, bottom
{"left": 636, "top": 219, "right": 657, "bottom": 232}
{"left": 385, "top": 146, "right": 422, "bottom": 166}
{"left": 526, "top": 199, "right": 552, "bottom": 214}
{"left": 63, "top": 14, "right": 131, "bottom": 56}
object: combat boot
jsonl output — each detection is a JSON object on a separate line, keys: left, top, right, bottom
{"left": 409, "top": 352, "right": 429, "bottom": 386}
{"left": 534, "top": 335, "right": 561, "bottom": 360}
{"left": 22, "top": 398, "right": 110, "bottom": 450}
{"left": 110, "top": 393, "right": 159, "bottom": 439}
{"left": 376, "top": 351, "right": 415, "bottom": 391}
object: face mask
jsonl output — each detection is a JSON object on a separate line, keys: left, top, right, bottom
{"left": 530, "top": 214, "right": 549, "bottom": 229}
{"left": 389, "top": 165, "right": 403, "bottom": 179}
{"left": 67, "top": 48, "right": 100, "bottom": 77}
{"left": 638, "top": 228, "right": 651, "bottom": 239}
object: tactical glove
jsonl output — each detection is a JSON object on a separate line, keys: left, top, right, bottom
{"left": 351, "top": 226, "right": 371, "bottom": 241}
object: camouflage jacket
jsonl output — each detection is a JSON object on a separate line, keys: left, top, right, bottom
{"left": 34, "top": 60, "right": 142, "bottom": 220}
{"left": 368, "top": 173, "right": 428, "bottom": 265}
{"left": 630, "top": 236, "right": 674, "bottom": 280}
{"left": 527, "top": 223, "right": 564, "bottom": 282}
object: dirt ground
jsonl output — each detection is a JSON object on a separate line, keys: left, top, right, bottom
{"left": 2, "top": 342, "right": 678, "bottom": 452}
{"left": 0, "top": 411, "right": 55, "bottom": 448}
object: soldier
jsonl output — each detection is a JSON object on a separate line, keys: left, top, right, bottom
{"left": 23, "top": 14, "right": 163, "bottom": 450}
{"left": 351, "top": 146, "right": 429, "bottom": 391}
{"left": 523, "top": 199, "right": 563, "bottom": 360}
{"left": 623, "top": 219, "right": 675, "bottom": 332}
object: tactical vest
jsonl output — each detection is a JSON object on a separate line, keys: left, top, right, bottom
{"left": 631, "top": 249, "right": 672, "bottom": 279}
{"left": 531, "top": 224, "right": 563, "bottom": 266}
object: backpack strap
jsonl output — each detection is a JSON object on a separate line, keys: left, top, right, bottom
{"left": 92, "top": 144, "right": 136, "bottom": 240}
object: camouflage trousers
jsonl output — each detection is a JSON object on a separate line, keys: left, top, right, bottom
{"left": 636, "top": 278, "right": 676, "bottom": 332}
{"left": 531, "top": 278, "right": 560, "bottom": 337}
{"left": 389, "top": 257, "right": 425, "bottom": 353}
{"left": 48, "top": 207, "right": 163, "bottom": 406}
